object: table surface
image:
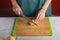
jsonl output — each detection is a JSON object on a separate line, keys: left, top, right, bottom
{"left": 0, "top": 17, "right": 60, "bottom": 40}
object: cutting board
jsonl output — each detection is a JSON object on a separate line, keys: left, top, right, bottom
{"left": 15, "top": 17, "right": 52, "bottom": 36}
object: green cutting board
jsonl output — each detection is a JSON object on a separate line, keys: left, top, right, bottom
{"left": 13, "top": 17, "right": 53, "bottom": 36}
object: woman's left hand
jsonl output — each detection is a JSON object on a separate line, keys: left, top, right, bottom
{"left": 35, "top": 9, "right": 46, "bottom": 24}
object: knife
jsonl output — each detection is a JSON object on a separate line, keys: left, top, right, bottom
{"left": 21, "top": 13, "right": 37, "bottom": 25}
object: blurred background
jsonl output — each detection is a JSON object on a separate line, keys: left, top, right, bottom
{"left": 0, "top": 0, "right": 60, "bottom": 17}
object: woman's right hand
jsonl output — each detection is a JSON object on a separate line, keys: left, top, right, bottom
{"left": 12, "top": 2, "right": 23, "bottom": 15}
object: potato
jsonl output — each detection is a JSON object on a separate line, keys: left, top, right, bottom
{"left": 7, "top": 36, "right": 15, "bottom": 40}
{"left": 28, "top": 19, "right": 36, "bottom": 26}
{"left": 0, "top": 37, "right": 3, "bottom": 40}
{"left": 28, "top": 21, "right": 35, "bottom": 25}
{"left": 32, "top": 19, "right": 35, "bottom": 22}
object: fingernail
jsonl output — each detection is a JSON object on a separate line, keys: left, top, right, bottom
{"left": 19, "top": 12, "right": 20, "bottom": 15}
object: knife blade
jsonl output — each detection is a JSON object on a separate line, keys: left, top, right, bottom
{"left": 21, "top": 13, "right": 31, "bottom": 21}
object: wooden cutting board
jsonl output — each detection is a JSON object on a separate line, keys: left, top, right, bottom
{"left": 15, "top": 17, "right": 52, "bottom": 36}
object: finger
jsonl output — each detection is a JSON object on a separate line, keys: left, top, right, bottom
{"left": 35, "top": 17, "right": 38, "bottom": 24}
{"left": 38, "top": 14, "right": 45, "bottom": 22}
{"left": 15, "top": 8, "right": 18, "bottom": 15}
{"left": 38, "top": 13, "right": 43, "bottom": 21}
{"left": 18, "top": 9, "right": 20, "bottom": 15}
{"left": 38, "top": 16, "right": 42, "bottom": 22}
{"left": 35, "top": 14, "right": 40, "bottom": 23}
{"left": 13, "top": 8, "right": 17, "bottom": 15}
{"left": 13, "top": 9, "right": 16, "bottom": 12}
{"left": 37, "top": 13, "right": 45, "bottom": 22}
{"left": 35, "top": 17, "right": 39, "bottom": 24}
{"left": 36, "top": 13, "right": 41, "bottom": 23}
{"left": 37, "top": 14, "right": 43, "bottom": 22}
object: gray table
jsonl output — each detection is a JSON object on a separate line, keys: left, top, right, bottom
{"left": 0, "top": 17, "right": 60, "bottom": 40}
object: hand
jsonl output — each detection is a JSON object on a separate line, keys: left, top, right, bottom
{"left": 35, "top": 9, "right": 46, "bottom": 24}
{"left": 12, "top": 3, "right": 23, "bottom": 15}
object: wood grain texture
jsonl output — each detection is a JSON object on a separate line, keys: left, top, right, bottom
{"left": 16, "top": 17, "right": 51, "bottom": 36}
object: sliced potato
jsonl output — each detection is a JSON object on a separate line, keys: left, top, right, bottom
{"left": 0, "top": 38, "right": 3, "bottom": 40}
{"left": 7, "top": 36, "right": 15, "bottom": 40}
{"left": 29, "top": 21, "right": 35, "bottom": 25}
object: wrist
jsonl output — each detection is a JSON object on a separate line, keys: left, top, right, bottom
{"left": 41, "top": 8, "right": 46, "bottom": 11}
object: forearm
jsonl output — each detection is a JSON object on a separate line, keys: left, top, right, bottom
{"left": 11, "top": 0, "right": 18, "bottom": 6}
{"left": 42, "top": 0, "right": 52, "bottom": 11}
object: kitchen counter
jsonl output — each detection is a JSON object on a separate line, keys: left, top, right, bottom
{"left": 0, "top": 17, "right": 60, "bottom": 40}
